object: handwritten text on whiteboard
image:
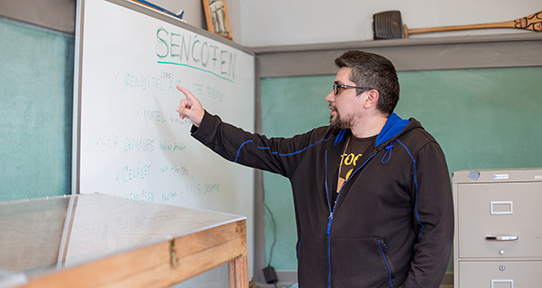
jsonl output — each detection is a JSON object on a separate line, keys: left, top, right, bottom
{"left": 155, "top": 28, "right": 237, "bottom": 83}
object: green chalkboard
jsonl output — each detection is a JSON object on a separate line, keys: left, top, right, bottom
{"left": 260, "top": 67, "right": 542, "bottom": 271}
{"left": 0, "top": 18, "right": 74, "bottom": 202}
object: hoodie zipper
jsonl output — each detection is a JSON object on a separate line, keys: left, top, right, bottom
{"left": 325, "top": 150, "right": 377, "bottom": 287}
{"left": 326, "top": 150, "right": 377, "bottom": 228}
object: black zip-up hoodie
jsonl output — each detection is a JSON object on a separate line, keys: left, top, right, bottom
{"left": 192, "top": 111, "right": 454, "bottom": 288}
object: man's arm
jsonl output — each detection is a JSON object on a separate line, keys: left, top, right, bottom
{"left": 174, "top": 85, "right": 319, "bottom": 178}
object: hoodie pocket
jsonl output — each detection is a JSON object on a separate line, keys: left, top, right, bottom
{"left": 378, "top": 239, "right": 397, "bottom": 287}
{"left": 331, "top": 237, "right": 397, "bottom": 287}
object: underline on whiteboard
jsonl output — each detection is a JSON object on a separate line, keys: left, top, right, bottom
{"left": 157, "top": 61, "right": 234, "bottom": 83}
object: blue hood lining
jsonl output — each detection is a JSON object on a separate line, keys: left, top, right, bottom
{"left": 376, "top": 113, "right": 410, "bottom": 147}
{"left": 334, "top": 129, "right": 348, "bottom": 146}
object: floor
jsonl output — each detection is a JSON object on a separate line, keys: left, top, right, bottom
{"left": 255, "top": 272, "right": 455, "bottom": 288}
{"left": 256, "top": 283, "right": 454, "bottom": 288}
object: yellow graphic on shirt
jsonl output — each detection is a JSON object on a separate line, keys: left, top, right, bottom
{"left": 337, "top": 152, "right": 363, "bottom": 193}
{"left": 341, "top": 152, "right": 362, "bottom": 166}
{"left": 345, "top": 168, "right": 353, "bottom": 180}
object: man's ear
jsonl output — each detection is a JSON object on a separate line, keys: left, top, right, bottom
{"left": 363, "top": 89, "right": 379, "bottom": 109}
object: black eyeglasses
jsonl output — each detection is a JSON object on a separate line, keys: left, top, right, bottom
{"left": 333, "top": 83, "right": 374, "bottom": 95}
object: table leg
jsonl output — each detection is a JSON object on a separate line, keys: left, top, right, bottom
{"left": 228, "top": 255, "right": 248, "bottom": 288}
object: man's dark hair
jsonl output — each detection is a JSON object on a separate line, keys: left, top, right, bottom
{"left": 335, "top": 50, "right": 400, "bottom": 116}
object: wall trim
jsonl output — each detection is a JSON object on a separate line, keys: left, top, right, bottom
{"left": 254, "top": 33, "right": 542, "bottom": 77}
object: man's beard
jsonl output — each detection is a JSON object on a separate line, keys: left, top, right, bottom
{"left": 329, "top": 111, "right": 352, "bottom": 130}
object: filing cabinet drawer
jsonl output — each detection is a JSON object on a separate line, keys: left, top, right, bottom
{"left": 457, "top": 182, "right": 542, "bottom": 258}
{"left": 459, "top": 261, "right": 542, "bottom": 287}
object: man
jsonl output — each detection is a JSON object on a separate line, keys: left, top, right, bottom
{"left": 176, "top": 50, "right": 453, "bottom": 288}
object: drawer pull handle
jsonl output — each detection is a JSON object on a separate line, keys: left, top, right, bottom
{"left": 486, "top": 235, "right": 519, "bottom": 241}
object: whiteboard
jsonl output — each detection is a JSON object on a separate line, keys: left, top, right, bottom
{"left": 74, "top": 0, "right": 255, "bottom": 280}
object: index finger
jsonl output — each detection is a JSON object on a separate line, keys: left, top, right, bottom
{"left": 176, "top": 85, "right": 196, "bottom": 100}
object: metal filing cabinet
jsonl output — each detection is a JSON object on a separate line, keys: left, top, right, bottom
{"left": 453, "top": 168, "right": 542, "bottom": 288}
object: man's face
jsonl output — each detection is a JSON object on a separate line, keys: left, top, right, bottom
{"left": 325, "top": 67, "right": 365, "bottom": 129}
